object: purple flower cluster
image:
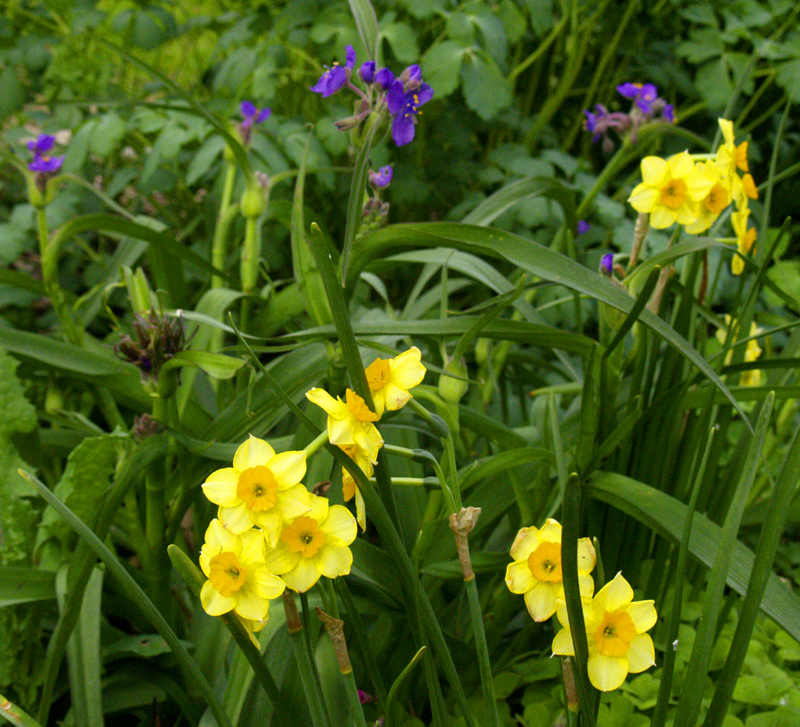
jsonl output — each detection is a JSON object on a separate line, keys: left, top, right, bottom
{"left": 310, "top": 45, "right": 433, "bottom": 147}
{"left": 584, "top": 82, "right": 674, "bottom": 152}
{"left": 28, "top": 134, "right": 64, "bottom": 174}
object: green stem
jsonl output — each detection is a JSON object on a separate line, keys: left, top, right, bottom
{"left": 465, "top": 573, "right": 499, "bottom": 727}
{"left": 304, "top": 430, "right": 330, "bottom": 458}
{"left": 212, "top": 161, "right": 237, "bottom": 289}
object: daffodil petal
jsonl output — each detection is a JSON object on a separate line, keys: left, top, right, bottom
{"left": 234, "top": 435, "right": 275, "bottom": 470}
{"left": 578, "top": 571, "right": 595, "bottom": 598}
{"left": 263, "top": 542, "right": 298, "bottom": 575}
{"left": 234, "top": 585, "right": 269, "bottom": 620}
{"left": 718, "top": 118, "right": 734, "bottom": 146}
{"left": 238, "top": 529, "right": 266, "bottom": 564}
{"left": 524, "top": 581, "right": 558, "bottom": 622}
{"left": 649, "top": 207, "right": 676, "bottom": 229}
{"left": 627, "top": 634, "right": 656, "bottom": 673}
{"left": 218, "top": 503, "right": 253, "bottom": 534}
{"left": 328, "top": 415, "right": 354, "bottom": 446}
{"left": 202, "top": 468, "right": 240, "bottom": 507}
{"left": 505, "top": 560, "right": 536, "bottom": 594}
{"left": 355, "top": 488, "right": 366, "bottom": 531}
{"left": 269, "top": 450, "right": 307, "bottom": 487}
{"left": 279, "top": 484, "right": 313, "bottom": 520}
{"left": 283, "top": 557, "right": 321, "bottom": 593}
{"left": 381, "top": 382, "right": 412, "bottom": 412}
{"left": 628, "top": 184, "right": 659, "bottom": 213}
{"left": 600, "top": 573, "right": 634, "bottom": 612}
{"left": 392, "top": 348, "right": 426, "bottom": 387}
{"left": 200, "top": 580, "right": 236, "bottom": 616}
{"left": 552, "top": 627, "right": 575, "bottom": 656}
{"left": 577, "top": 538, "right": 596, "bottom": 573}
{"left": 509, "top": 527, "right": 540, "bottom": 560}
{"left": 306, "top": 388, "right": 341, "bottom": 415}
{"left": 204, "top": 518, "right": 238, "bottom": 552}
{"left": 314, "top": 545, "right": 353, "bottom": 578}
{"left": 640, "top": 156, "right": 668, "bottom": 187}
{"left": 668, "top": 151, "right": 694, "bottom": 179}
{"left": 321, "top": 504, "right": 357, "bottom": 545}
{"left": 537, "top": 518, "right": 562, "bottom": 543}
{"left": 252, "top": 567, "right": 286, "bottom": 600}
{"left": 588, "top": 653, "right": 629, "bottom": 692}
{"left": 254, "top": 509, "right": 283, "bottom": 548}
{"left": 626, "top": 599, "right": 657, "bottom": 632}
{"left": 308, "top": 493, "right": 330, "bottom": 523}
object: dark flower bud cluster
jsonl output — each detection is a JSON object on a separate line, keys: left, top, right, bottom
{"left": 114, "top": 310, "right": 186, "bottom": 384}
{"left": 584, "top": 82, "right": 674, "bottom": 152}
{"left": 132, "top": 413, "right": 165, "bottom": 441}
{"left": 311, "top": 45, "right": 433, "bottom": 147}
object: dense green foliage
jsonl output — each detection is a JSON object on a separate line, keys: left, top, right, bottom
{"left": 2, "top": 0, "right": 800, "bottom": 726}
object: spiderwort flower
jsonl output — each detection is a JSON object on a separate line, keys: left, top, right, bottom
{"left": 201, "top": 435, "right": 311, "bottom": 546}
{"left": 552, "top": 572, "right": 657, "bottom": 691}
{"left": 505, "top": 519, "right": 596, "bottom": 622}
{"left": 27, "top": 134, "right": 64, "bottom": 174}
{"left": 577, "top": 220, "right": 591, "bottom": 235}
{"left": 199, "top": 519, "right": 286, "bottom": 622}
{"left": 358, "top": 61, "right": 376, "bottom": 84}
{"left": 238, "top": 101, "right": 271, "bottom": 145}
{"left": 264, "top": 492, "right": 358, "bottom": 592}
{"left": 387, "top": 80, "right": 433, "bottom": 146}
{"left": 311, "top": 45, "right": 356, "bottom": 97}
{"left": 617, "top": 82, "right": 658, "bottom": 113}
{"left": 368, "top": 165, "right": 393, "bottom": 190}
{"left": 600, "top": 253, "right": 615, "bottom": 277}
{"left": 374, "top": 67, "right": 395, "bottom": 90}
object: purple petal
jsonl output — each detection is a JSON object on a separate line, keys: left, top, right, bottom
{"left": 583, "top": 109, "right": 598, "bottom": 132}
{"left": 241, "top": 100, "right": 257, "bottom": 119}
{"left": 663, "top": 104, "right": 675, "bottom": 123}
{"left": 310, "top": 66, "right": 348, "bottom": 97}
{"left": 28, "top": 134, "right": 56, "bottom": 155}
{"left": 345, "top": 45, "right": 356, "bottom": 69}
{"left": 386, "top": 80, "right": 406, "bottom": 116}
{"left": 639, "top": 83, "right": 658, "bottom": 102}
{"left": 375, "top": 67, "right": 395, "bottom": 90}
{"left": 402, "top": 64, "right": 422, "bottom": 82}
{"left": 255, "top": 107, "right": 271, "bottom": 123}
{"left": 416, "top": 83, "right": 434, "bottom": 106}
{"left": 391, "top": 114, "right": 415, "bottom": 146}
{"left": 359, "top": 61, "right": 376, "bottom": 84}
{"left": 577, "top": 220, "right": 591, "bottom": 235}
{"left": 600, "top": 253, "right": 614, "bottom": 275}
{"left": 29, "top": 155, "right": 64, "bottom": 173}
{"left": 616, "top": 82, "right": 641, "bottom": 99}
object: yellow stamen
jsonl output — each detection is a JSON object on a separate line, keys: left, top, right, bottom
{"left": 237, "top": 466, "right": 279, "bottom": 512}
{"left": 281, "top": 516, "right": 326, "bottom": 557}
{"left": 527, "top": 541, "right": 563, "bottom": 583}
{"left": 208, "top": 551, "right": 246, "bottom": 597}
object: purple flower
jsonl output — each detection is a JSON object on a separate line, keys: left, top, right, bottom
{"left": 369, "top": 165, "right": 393, "bottom": 189}
{"left": 240, "top": 101, "right": 271, "bottom": 126}
{"left": 577, "top": 220, "right": 591, "bottom": 235}
{"left": 357, "top": 690, "right": 374, "bottom": 705}
{"left": 29, "top": 155, "right": 64, "bottom": 173}
{"left": 617, "top": 82, "right": 658, "bottom": 113}
{"left": 311, "top": 45, "right": 356, "bottom": 97}
{"left": 28, "top": 134, "right": 56, "bottom": 155}
{"left": 359, "top": 61, "right": 376, "bottom": 84}
{"left": 387, "top": 80, "right": 433, "bottom": 146}
{"left": 584, "top": 105, "right": 607, "bottom": 140}
{"left": 663, "top": 103, "right": 675, "bottom": 123}
{"left": 400, "top": 64, "right": 422, "bottom": 88}
{"left": 600, "top": 253, "right": 614, "bottom": 276}
{"left": 374, "top": 67, "right": 395, "bottom": 91}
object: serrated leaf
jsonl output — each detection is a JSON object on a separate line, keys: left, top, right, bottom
{"left": 460, "top": 50, "right": 512, "bottom": 120}
{"left": 696, "top": 58, "right": 735, "bottom": 111}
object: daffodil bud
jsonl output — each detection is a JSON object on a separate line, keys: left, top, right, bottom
{"left": 240, "top": 183, "right": 266, "bottom": 218}
{"left": 438, "top": 357, "right": 469, "bottom": 403}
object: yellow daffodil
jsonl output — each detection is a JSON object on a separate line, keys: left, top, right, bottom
{"left": 731, "top": 197, "right": 756, "bottom": 276}
{"left": 742, "top": 173, "right": 758, "bottom": 200}
{"left": 684, "top": 161, "right": 730, "bottom": 234}
{"left": 505, "top": 518, "right": 596, "bottom": 622}
{"left": 716, "top": 315, "right": 763, "bottom": 387}
{"left": 629, "top": 152, "right": 714, "bottom": 229}
{"left": 552, "top": 572, "right": 657, "bottom": 692}
{"left": 340, "top": 443, "right": 372, "bottom": 531}
{"left": 306, "top": 388, "right": 384, "bottom": 463}
{"left": 364, "top": 346, "right": 426, "bottom": 418}
{"left": 717, "top": 118, "right": 751, "bottom": 198}
{"left": 199, "top": 519, "right": 286, "bottom": 624}
{"left": 201, "top": 435, "right": 311, "bottom": 546}
{"left": 264, "top": 492, "right": 357, "bottom": 592}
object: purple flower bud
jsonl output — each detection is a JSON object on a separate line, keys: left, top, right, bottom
{"left": 357, "top": 690, "right": 374, "bottom": 705}
{"left": 600, "top": 254, "right": 614, "bottom": 276}
{"left": 577, "top": 220, "right": 591, "bottom": 235}
{"left": 400, "top": 64, "right": 423, "bottom": 89}
{"left": 617, "top": 82, "right": 645, "bottom": 100}
{"left": 28, "top": 134, "right": 56, "bottom": 155}
{"left": 375, "top": 67, "right": 395, "bottom": 91}
{"left": 369, "top": 165, "right": 393, "bottom": 189}
{"left": 358, "top": 61, "right": 376, "bottom": 84}
{"left": 663, "top": 103, "right": 675, "bottom": 123}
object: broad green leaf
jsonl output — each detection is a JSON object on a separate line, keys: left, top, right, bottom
{"left": 459, "top": 447, "right": 554, "bottom": 490}
{"left": 586, "top": 471, "right": 800, "bottom": 643}
{"left": 460, "top": 49, "right": 512, "bottom": 120}
{"left": 0, "top": 567, "right": 55, "bottom": 607}
{"left": 347, "top": 222, "right": 747, "bottom": 421}
{"left": 421, "top": 41, "right": 465, "bottom": 97}
{"left": 421, "top": 551, "right": 508, "bottom": 578}
{"left": 164, "top": 350, "right": 245, "bottom": 380}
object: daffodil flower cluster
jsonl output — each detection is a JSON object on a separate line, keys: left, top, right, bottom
{"left": 307, "top": 347, "right": 426, "bottom": 530}
{"left": 198, "top": 435, "right": 357, "bottom": 630}
{"left": 628, "top": 118, "right": 759, "bottom": 275}
{"left": 505, "top": 519, "right": 657, "bottom": 692}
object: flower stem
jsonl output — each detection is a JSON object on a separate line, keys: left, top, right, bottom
{"left": 212, "top": 161, "right": 237, "bottom": 289}
{"left": 304, "top": 430, "right": 330, "bottom": 459}
{"left": 283, "top": 591, "right": 331, "bottom": 727}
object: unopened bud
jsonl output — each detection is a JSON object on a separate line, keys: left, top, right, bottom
{"left": 240, "top": 183, "right": 266, "bottom": 218}
{"left": 438, "top": 357, "right": 469, "bottom": 403}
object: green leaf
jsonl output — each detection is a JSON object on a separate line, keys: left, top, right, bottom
{"left": 0, "top": 66, "right": 25, "bottom": 121}
{"left": 0, "top": 692, "right": 45, "bottom": 727}
{"left": 421, "top": 41, "right": 465, "bottom": 97}
{"left": 348, "top": 0, "right": 380, "bottom": 60}
{"left": 585, "top": 471, "right": 800, "bottom": 643}
{"left": 460, "top": 49, "right": 512, "bottom": 120}
{"left": 164, "top": 350, "right": 245, "bottom": 380}
{"left": 775, "top": 58, "right": 800, "bottom": 102}
{"left": 347, "top": 222, "right": 747, "bottom": 420}
{"left": 380, "top": 20, "right": 419, "bottom": 63}
{"left": 0, "top": 567, "right": 56, "bottom": 607}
